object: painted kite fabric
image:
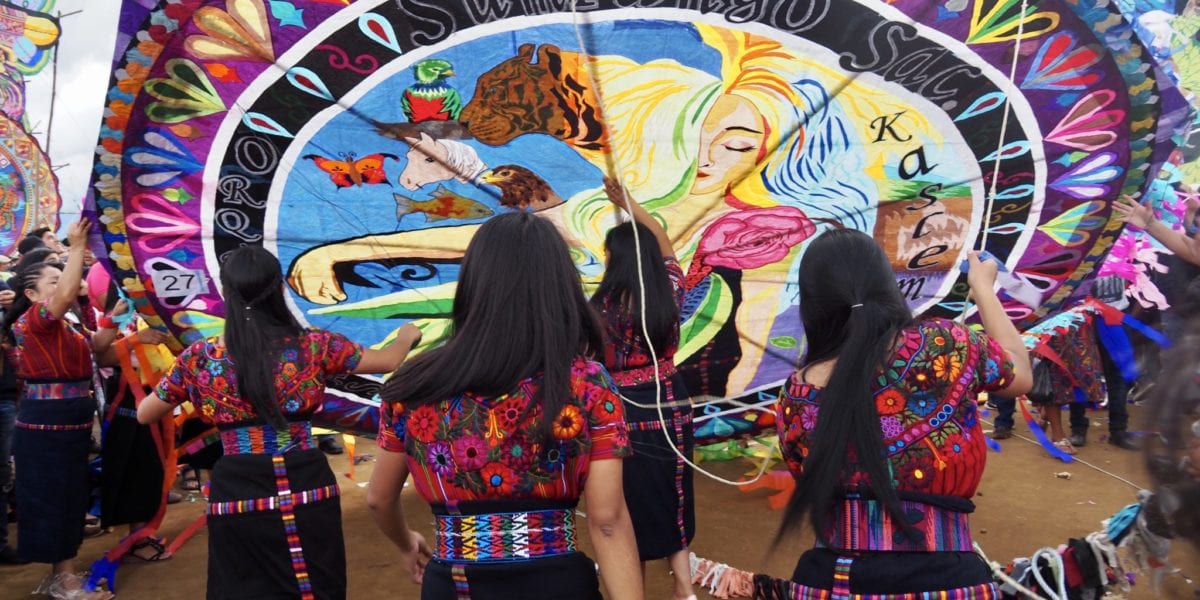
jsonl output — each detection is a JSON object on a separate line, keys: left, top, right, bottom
{"left": 91, "top": 0, "right": 1184, "bottom": 434}
{"left": 0, "top": 0, "right": 60, "bottom": 257}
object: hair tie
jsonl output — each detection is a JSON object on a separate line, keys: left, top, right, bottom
{"left": 850, "top": 303, "right": 864, "bottom": 309}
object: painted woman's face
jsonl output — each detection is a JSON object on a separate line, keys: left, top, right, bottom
{"left": 693, "top": 94, "right": 766, "bottom": 196}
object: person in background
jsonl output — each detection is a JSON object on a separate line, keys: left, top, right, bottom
{"left": 4, "top": 219, "right": 119, "bottom": 600}
{"left": 1143, "top": 279, "right": 1200, "bottom": 548}
{"left": 16, "top": 236, "right": 45, "bottom": 259}
{"left": 591, "top": 178, "right": 696, "bottom": 600}
{"left": 139, "top": 245, "right": 420, "bottom": 599}
{"left": 90, "top": 267, "right": 177, "bottom": 561}
{"left": 27, "top": 228, "right": 64, "bottom": 255}
{"left": 369, "top": 212, "right": 642, "bottom": 599}
{"left": 0, "top": 282, "right": 21, "bottom": 565}
{"left": 1069, "top": 275, "right": 1139, "bottom": 450}
{"left": 768, "top": 229, "right": 1032, "bottom": 598}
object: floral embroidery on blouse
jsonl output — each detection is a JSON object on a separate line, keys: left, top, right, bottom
{"left": 593, "top": 257, "right": 685, "bottom": 372}
{"left": 776, "top": 319, "right": 1015, "bottom": 499}
{"left": 154, "top": 329, "right": 363, "bottom": 425}
{"left": 378, "top": 358, "right": 631, "bottom": 503}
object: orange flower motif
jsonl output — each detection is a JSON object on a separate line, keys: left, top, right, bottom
{"left": 117, "top": 62, "right": 150, "bottom": 94}
{"left": 552, "top": 404, "right": 584, "bottom": 440}
{"left": 932, "top": 354, "right": 962, "bottom": 380}
{"left": 875, "top": 389, "right": 905, "bottom": 415}
{"left": 105, "top": 100, "right": 131, "bottom": 132}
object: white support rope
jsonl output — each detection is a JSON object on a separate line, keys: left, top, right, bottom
{"left": 568, "top": 1, "right": 778, "bottom": 487}
{"left": 960, "top": 0, "right": 1029, "bottom": 322}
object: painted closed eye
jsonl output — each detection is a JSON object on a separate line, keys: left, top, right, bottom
{"left": 723, "top": 143, "right": 756, "bottom": 153}
{"left": 424, "top": 157, "right": 436, "bottom": 163}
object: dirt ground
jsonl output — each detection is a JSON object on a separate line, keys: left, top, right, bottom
{"left": 2, "top": 407, "right": 1197, "bottom": 599}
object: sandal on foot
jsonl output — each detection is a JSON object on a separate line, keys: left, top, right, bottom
{"left": 127, "top": 537, "right": 171, "bottom": 562}
{"left": 1052, "top": 438, "right": 1077, "bottom": 456}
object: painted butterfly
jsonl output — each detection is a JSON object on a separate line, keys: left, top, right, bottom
{"left": 303, "top": 152, "right": 398, "bottom": 188}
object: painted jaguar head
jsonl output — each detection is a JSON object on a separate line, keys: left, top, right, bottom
{"left": 459, "top": 43, "right": 605, "bottom": 151}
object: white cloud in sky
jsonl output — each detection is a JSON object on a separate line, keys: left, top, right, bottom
{"left": 24, "top": 0, "right": 122, "bottom": 232}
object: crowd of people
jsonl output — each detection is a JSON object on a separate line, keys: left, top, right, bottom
{"left": 0, "top": 183, "right": 1196, "bottom": 600}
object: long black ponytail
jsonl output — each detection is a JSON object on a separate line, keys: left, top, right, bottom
{"left": 777, "top": 228, "right": 914, "bottom": 543}
{"left": 221, "top": 246, "right": 303, "bottom": 429}
{"left": 592, "top": 221, "right": 678, "bottom": 355}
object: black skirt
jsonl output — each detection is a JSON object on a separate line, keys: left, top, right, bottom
{"left": 205, "top": 448, "right": 345, "bottom": 600}
{"left": 100, "top": 372, "right": 164, "bottom": 528}
{"left": 13, "top": 396, "right": 94, "bottom": 564}
{"left": 618, "top": 372, "right": 695, "bottom": 561}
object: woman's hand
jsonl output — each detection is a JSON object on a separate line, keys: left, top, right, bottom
{"left": 136, "top": 328, "right": 171, "bottom": 346}
{"left": 67, "top": 219, "right": 91, "bottom": 249}
{"left": 397, "top": 530, "right": 431, "bottom": 584}
{"left": 603, "top": 176, "right": 632, "bottom": 211}
{"left": 1113, "top": 195, "right": 1155, "bottom": 229}
{"left": 966, "top": 251, "right": 998, "bottom": 297}
{"left": 397, "top": 322, "right": 423, "bottom": 348}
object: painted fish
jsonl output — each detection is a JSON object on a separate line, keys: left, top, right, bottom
{"left": 394, "top": 185, "right": 494, "bottom": 222}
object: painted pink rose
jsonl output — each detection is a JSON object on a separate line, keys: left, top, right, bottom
{"left": 697, "top": 207, "right": 815, "bottom": 270}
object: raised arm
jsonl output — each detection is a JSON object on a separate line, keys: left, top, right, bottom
{"left": 46, "top": 220, "right": 90, "bottom": 320}
{"left": 968, "top": 252, "right": 1033, "bottom": 396}
{"left": 354, "top": 323, "right": 422, "bottom": 374}
{"left": 1114, "top": 196, "right": 1200, "bottom": 266}
{"left": 604, "top": 177, "right": 674, "bottom": 260}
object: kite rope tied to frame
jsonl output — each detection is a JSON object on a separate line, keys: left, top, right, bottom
{"left": 567, "top": 1, "right": 779, "bottom": 488}
{"left": 960, "top": 0, "right": 1030, "bottom": 323}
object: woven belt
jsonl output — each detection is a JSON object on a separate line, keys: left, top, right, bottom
{"left": 610, "top": 359, "right": 676, "bottom": 387}
{"left": 16, "top": 421, "right": 91, "bottom": 431}
{"left": 219, "top": 421, "right": 313, "bottom": 455}
{"left": 208, "top": 483, "right": 340, "bottom": 516}
{"left": 113, "top": 406, "right": 138, "bottom": 420}
{"left": 779, "top": 577, "right": 998, "bottom": 600}
{"left": 23, "top": 380, "right": 91, "bottom": 400}
{"left": 434, "top": 508, "right": 577, "bottom": 563}
{"left": 817, "top": 498, "right": 974, "bottom": 553}
{"left": 627, "top": 411, "right": 692, "bottom": 432}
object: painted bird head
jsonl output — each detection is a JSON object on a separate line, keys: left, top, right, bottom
{"left": 413, "top": 59, "right": 455, "bottom": 84}
{"left": 480, "top": 165, "right": 559, "bottom": 209}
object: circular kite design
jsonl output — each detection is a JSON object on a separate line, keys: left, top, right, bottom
{"left": 91, "top": 0, "right": 1178, "bottom": 432}
{"left": 0, "top": 113, "right": 58, "bottom": 256}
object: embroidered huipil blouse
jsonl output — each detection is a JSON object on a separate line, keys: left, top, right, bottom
{"left": 777, "top": 319, "right": 1015, "bottom": 498}
{"left": 593, "top": 258, "right": 686, "bottom": 375}
{"left": 378, "top": 358, "right": 631, "bottom": 503}
{"left": 13, "top": 302, "right": 93, "bottom": 383}
{"left": 154, "top": 330, "right": 362, "bottom": 453}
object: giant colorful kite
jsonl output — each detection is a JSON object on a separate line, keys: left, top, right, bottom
{"left": 92, "top": 0, "right": 1188, "bottom": 435}
{"left": 0, "top": 0, "right": 61, "bottom": 256}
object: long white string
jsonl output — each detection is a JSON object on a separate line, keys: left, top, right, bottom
{"left": 568, "top": 2, "right": 777, "bottom": 487}
{"left": 960, "top": 0, "right": 1029, "bottom": 323}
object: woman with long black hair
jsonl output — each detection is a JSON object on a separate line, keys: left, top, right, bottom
{"left": 591, "top": 178, "right": 695, "bottom": 600}
{"left": 369, "top": 211, "right": 643, "bottom": 599}
{"left": 4, "top": 219, "right": 119, "bottom": 600}
{"left": 138, "top": 246, "right": 421, "bottom": 599}
{"left": 763, "top": 229, "right": 1033, "bottom": 598}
